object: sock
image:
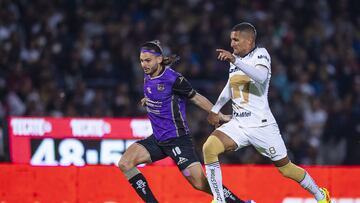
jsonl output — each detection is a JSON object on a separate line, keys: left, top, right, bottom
{"left": 128, "top": 173, "right": 158, "bottom": 203}
{"left": 223, "top": 185, "right": 245, "bottom": 203}
{"left": 299, "top": 172, "right": 325, "bottom": 201}
{"left": 206, "top": 161, "right": 225, "bottom": 203}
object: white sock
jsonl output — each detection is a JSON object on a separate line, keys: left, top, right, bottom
{"left": 205, "top": 161, "right": 225, "bottom": 203}
{"left": 299, "top": 172, "right": 325, "bottom": 201}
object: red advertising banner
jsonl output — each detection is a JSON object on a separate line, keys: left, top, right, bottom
{"left": 9, "top": 117, "right": 153, "bottom": 139}
{"left": 8, "top": 117, "right": 169, "bottom": 166}
{"left": 0, "top": 165, "right": 359, "bottom": 203}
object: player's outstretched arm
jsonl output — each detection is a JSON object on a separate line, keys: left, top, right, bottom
{"left": 189, "top": 93, "right": 213, "bottom": 113}
{"left": 207, "top": 111, "right": 231, "bottom": 126}
{"left": 218, "top": 112, "right": 231, "bottom": 122}
{"left": 207, "top": 111, "right": 220, "bottom": 126}
{"left": 216, "top": 48, "right": 268, "bottom": 83}
{"left": 190, "top": 93, "right": 231, "bottom": 126}
{"left": 232, "top": 59, "right": 268, "bottom": 83}
{"left": 172, "top": 75, "right": 231, "bottom": 125}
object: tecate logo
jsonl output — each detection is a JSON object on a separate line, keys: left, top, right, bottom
{"left": 130, "top": 119, "right": 153, "bottom": 138}
{"left": 11, "top": 118, "right": 52, "bottom": 136}
{"left": 70, "top": 119, "right": 111, "bottom": 137}
{"left": 283, "top": 197, "right": 360, "bottom": 203}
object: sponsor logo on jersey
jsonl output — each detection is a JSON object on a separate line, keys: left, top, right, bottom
{"left": 233, "top": 111, "right": 252, "bottom": 117}
{"left": 258, "top": 54, "right": 269, "bottom": 62}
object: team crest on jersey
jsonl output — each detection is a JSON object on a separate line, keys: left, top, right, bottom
{"left": 147, "top": 87, "right": 152, "bottom": 94}
{"left": 157, "top": 84, "right": 165, "bottom": 91}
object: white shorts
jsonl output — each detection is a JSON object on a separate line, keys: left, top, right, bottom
{"left": 217, "top": 119, "right": 287, "bottom": 161}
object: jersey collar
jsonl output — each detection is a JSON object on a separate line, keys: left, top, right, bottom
{"left": 240, "top": 46, "right": 257, "bottom": 58}
{"left": 149, "top": 66, "right": 167, "bottom": 79}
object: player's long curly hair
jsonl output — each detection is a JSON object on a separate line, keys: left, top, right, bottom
{"left": 140, "top": 40, "right": 180, "bottom": 66}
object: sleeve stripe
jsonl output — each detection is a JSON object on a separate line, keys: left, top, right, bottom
{"left": 188, "top": 90, "right": 197, "bottom": 98}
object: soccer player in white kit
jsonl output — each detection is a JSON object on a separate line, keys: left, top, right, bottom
{"left": 202, "top": 22, "right": 331, "bottom": 203}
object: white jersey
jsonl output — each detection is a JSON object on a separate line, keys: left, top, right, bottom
{"left": 213, "top": 47, "right": 277, "bottom": 127}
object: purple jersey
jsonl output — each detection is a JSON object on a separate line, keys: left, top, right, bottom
{"left": 144, "top": 67, "right": 196, "bottom": 142}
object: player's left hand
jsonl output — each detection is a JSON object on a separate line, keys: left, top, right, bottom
{"left": 207, "top": 111, "right": 220, "bottom": 126}
{"left": 216, "top": 49, "right": 236, "bottom": 63}
{"left": 219, "top": 112, "right": 231, "bottom": 123}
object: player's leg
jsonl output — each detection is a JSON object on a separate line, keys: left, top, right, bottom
{"left": 164, "top": 134, "right": 248, "bottom": 203}
{"left": 182, "top": 162, "right": 247, "bottom": 203}
{"left": 202, "top": 120, "right": 248, "bottom": 203}
{"left": 274, "top": 156, "right": 331, "bottom": 203}
{"left": 160, "top": 135, "right": 212, "bottom": 193}
{"left": 118, "top": 135, "right": 165, "bottom": 203}
{"left": 247, "top": 124, "right": 330, "bottom": 203}
{"left": 181, "top": 162, "right": 212, "bottom": 193}
{"left": 202, "top": 130, "right": 236, "bottom": 203}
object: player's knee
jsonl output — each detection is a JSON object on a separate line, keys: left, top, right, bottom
{"left": 191, "top": 181, "right": 203, "bottom": 191}
{"left": 278, "top": 166, "right": 291, "bottom": 178}
{"left": 202, "top": 135, "right": 225, "bottom": 164}
{"left": 190, "top": 179, "right": 207, "bottom": 191}
{"left": 202, "top": 137, "right": 216, "bottom": 157}
{"left": 118, "top": 158, "right": 134, "bottom": 172}
{"left": 277, "top": 162, "right": 305, "bottom": 182}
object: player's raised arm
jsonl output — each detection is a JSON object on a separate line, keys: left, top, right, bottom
{"left": 232, "top": 57, "right": 269, "bottom": 83}
{"left": 216, "top": 48, "right": 269, "bottom": 84}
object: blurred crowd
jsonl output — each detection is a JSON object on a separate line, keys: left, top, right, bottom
{"left": 0, "top": 0, "right": 359, "bottom": 164}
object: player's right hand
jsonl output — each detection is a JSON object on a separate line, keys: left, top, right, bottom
{"left": 140, "top": 97, "right": 147, "bottom": 107}
{"left": 216, "top": 49, "right": 236, "bottom": 63}
{"left": 207, "top": 111, "right": 220, "bottom": 126}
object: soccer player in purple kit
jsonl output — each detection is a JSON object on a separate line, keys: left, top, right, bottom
{"left": 118, "top": 40, "right": 254, "bottom": 203}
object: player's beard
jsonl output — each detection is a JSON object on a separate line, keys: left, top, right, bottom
{"left": 147, "top": 63, "right": 162, "bottom": 77}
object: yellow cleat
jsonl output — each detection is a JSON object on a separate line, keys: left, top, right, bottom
{"left": 318, "top": 188, "right": 331, "bottom": 203}
{"left": 211, "top": 201, "right": 217, "bottom": 203}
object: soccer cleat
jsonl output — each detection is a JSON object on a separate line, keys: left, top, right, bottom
{"left": 318, "top": 188, "right": 331, "bottom": 203}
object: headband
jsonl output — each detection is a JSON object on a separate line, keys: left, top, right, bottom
{"left": 141, "top": 48, "right": 162, "bottom": 56}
